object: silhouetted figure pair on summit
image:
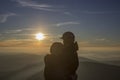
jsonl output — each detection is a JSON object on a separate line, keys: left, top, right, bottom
{"left": 44, "top": 32, "right": 79, "bottom": 80}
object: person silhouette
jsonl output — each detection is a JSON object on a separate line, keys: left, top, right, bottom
{"left": 44, "top": 32, "right": 79, "bottom": 80}
{"left": 60, "top": 31, "right": 79, "bottom": 80}
{"left": 44, "top": 42, "right": 65, "bottom": 80}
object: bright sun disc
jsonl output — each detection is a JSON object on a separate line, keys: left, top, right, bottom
{"left": 35, "top": 33, "right": 45, "bottom": 40}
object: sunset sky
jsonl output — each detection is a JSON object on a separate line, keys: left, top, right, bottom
{"left": 0, "top": 0, "right": 120, "bottom": 53}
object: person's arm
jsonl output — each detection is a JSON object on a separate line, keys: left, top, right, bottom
{"left": 68, "top": 42, "right": 79, "bottom": 74}
{"left": 44, "top": 55, "right": 49, "bottom": 64}
{"left": 68, "top": 52, "right": 79, "bottom": 74}
{"left": 74, "top": 42, "right": 79, "bottom": 51}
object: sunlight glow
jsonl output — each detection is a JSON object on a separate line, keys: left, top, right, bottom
{"left": 35, "top": 33, "right": 45, "bottom": 40}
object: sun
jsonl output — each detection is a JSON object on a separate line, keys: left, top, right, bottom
{"left": 35, "top": 33, "right": 45, "bottom": 40}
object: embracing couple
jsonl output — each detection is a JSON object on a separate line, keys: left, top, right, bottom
{"left": 44, "top": 32, "right": 79, "bottom": 80}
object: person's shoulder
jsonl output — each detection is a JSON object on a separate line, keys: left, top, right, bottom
{"left": 44, "top": 54, "right": 51, "bottom": 61}
{"left": 45, "top": 54, "right": 50, "bottom": 57}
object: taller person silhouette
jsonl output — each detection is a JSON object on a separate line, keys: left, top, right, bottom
{"left": 60, "top": 31, "right": 79, "bottom": 80}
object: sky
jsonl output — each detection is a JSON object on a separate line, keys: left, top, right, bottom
{"left": 0, "top": 0, "right": 120, "bottom": 53}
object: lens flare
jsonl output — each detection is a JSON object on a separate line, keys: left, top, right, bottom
{"left": 35, "top": 33, "right": 45, "bottom": 40}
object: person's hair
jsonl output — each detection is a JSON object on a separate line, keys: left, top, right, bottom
{"left": 61, "top": 31, "right": 75, "bottom": 41}
{"left": 50, "top": 42, "right": 63, "bottom": 55}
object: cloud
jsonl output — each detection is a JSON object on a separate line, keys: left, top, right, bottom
{"left": 0, "top": 38, "right": 50, "bottom": 48}
{"left": 56, "top": 21, "right": 80, "bottom": 27}
{"left": 63, "top": 12, "right": 73, "bottom": 16}
{"left": 14, "top": 0, "right": 58, "bottom": 11}
{"left": 95, "top": 38, "right": 109, "bottom": 42}
{"left": 79, "top": 41, "right": 89, "bottom": 45}
{"left": 14, "top": 0, "right": 73, "bottom": 15}
{"left": 82, "top": 11, "right": 106, "bottom": 14}
{"left": 81, "top": 10, "right": 120, "bottom": 14}
{"left": 5, "top": 29, "right": 23, "bottom": 34}
{"left": 0, "top": 13, "right": 16, "bottom": 23}
{"left": 4, "top": 29, "right": 22, "bottom": 34}
{"left": 78, "top": 39, "right": 120, "bottom": 47}
{"left": 79, "top": 41, "right": 93, "bottom": 47}
{"left": 96, "top": 38, "right": 106, "bottom": 41}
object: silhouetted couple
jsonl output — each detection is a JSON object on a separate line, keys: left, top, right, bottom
{"left": 44, "top": 32, "right": 79, "bottom": 80}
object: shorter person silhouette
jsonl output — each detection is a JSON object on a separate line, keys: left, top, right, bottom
{"left": 44, "top": 42, "right": 65, "bottom": 80}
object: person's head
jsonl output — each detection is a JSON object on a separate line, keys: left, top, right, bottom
{"left": 50, "top": 42, "right": 63, "bottom": 55}
{"left": 61, "top": 31, "right": 75, "bottom": 45}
